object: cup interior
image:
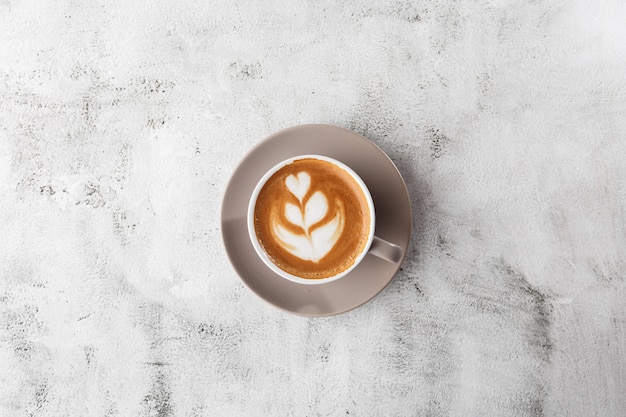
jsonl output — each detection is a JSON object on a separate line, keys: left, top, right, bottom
{"left": 247, "top": 154, "right": 375, "bottom": 285}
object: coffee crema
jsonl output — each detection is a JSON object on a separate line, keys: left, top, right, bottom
{"left": 253, "top": 158, "right": 371, "bottom": 279}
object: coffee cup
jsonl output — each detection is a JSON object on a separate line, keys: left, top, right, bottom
{"left": 247, "top": 154, "right": 403, "bottom": 285}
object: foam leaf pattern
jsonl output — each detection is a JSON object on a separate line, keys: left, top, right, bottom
{"left": 273, "top": 172, "right": 344, "bottom": 262}
{"left": 274, "top": 223, "right": 315, "bottom": 261}
{"left": 285, "top": 203, "right": 304, "bottom": 229}
{"left": 304, "top": 191, "right": 327, "bottom": 229}
{"left": 309, "top": 210, "right": 343, "bottom": 259}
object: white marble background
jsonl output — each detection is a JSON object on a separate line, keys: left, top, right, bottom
{"left": 1, "top": 0, "right": 625, "bottom": 416}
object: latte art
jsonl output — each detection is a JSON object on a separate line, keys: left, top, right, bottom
{"left": 253, "top": 158, "right": 371, "bottom": 279}
{"left": 272, "top": 172, "right": 345, "bottom": 262}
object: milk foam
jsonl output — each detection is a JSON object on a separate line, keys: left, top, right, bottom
{"left": 272, "top": 172, "right": 344, "bottom": 262}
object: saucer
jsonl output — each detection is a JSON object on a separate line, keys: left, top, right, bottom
{"left": 221, "top": 124, "right": 412, "bottom": 317}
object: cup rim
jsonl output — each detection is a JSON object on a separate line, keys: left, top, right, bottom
{"left": 247, "top": 154, "right": 376, "bottom": 285}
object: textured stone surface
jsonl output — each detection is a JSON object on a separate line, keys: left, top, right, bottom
{"left": 1, "top": 0, "right": 625, "bottom": 416}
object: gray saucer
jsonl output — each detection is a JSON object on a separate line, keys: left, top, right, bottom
{"left": 221, "top": 124, "right": 412, "bottom": 316}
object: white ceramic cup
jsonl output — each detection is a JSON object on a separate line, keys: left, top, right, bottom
{"left": 248, "top": 154, "right": 403, "bottom": 285}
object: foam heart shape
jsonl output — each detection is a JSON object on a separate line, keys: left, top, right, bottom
{"left": 285, "top": 172, "right": 310, "bottom": 203}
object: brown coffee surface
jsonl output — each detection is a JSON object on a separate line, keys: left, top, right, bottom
{"left": 254, "top": 158, "right": 371, "bottom": 279}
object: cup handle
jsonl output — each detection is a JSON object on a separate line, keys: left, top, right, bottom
{"left": 368, "top": 236, "right": 404, "bottom": 263}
